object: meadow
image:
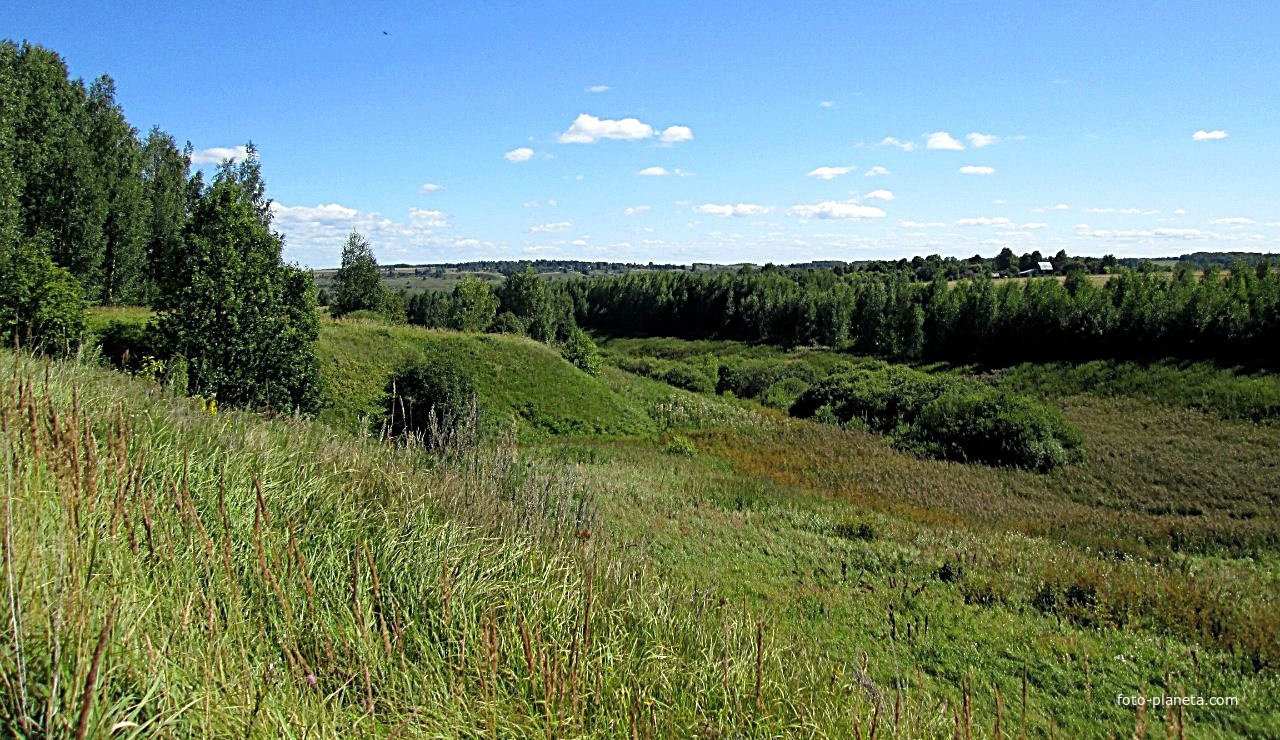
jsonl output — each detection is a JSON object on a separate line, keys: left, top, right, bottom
{"left": 3, "top": 314, "right": 1277, "bottom": 736}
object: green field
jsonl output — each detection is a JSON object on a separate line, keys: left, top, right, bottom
{"left": 6, "top": 313, "right": 1278, "bottom": 736}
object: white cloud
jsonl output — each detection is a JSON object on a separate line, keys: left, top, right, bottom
{"left": 408, "top": 208, "right": 451, "bottom": 228}
{"left": 864, "top": 189, "right": 894, "bottom": 201}
{"left": 1212, "top": 217, "right": 1255, "bottom": 225}
{"left": 819, "top": 100, "right": 835, "bottom": 108}
{"left": 955, "top": 216, "right": 1013, "bottom": 226}
{"left": 586, "top": 85, "right": 610, "bottom": 93}
{"left": 959, "top": 165, "right": 995, "bottom": 175}
{"left": 864, "top": 166, "right": 890, "bottom": 177}
{"left": 189, "top": 145, "right": 249, "bottom": 165}
{"left": 558, "top": 113, "right": 657, "bottom": 143}
{"left": 529, "top": 221, "right": 573, "bottom": 233}
{"left": 1174, "top": 208, "right": 1187, "bottom": 215}
{"left": 695, "top": 203, "right": 774, "bottom": 217}
{"left": 787, "top": 200, "right": 887, "bottom": 219}
{"left": 271, "top": 202, "right": 473, "bottom": 266}
{"left": 926, "top": 131, "right": 965, "bottom": 150}
{"left": 623, "top": 205, "right": 652, "bottom": 216}
{"left": 899, "top": 220, "right": 946, "bottom": 228}
{"left": 1053, "top": 203, "right": 1070, "bottom": 210}
{"left": 1192, "top": 129, "right": 1228, "bottom": 141}
{"left": 1022, "top": 222, "right": 1049, "bottom": 229}
{"left": 419, "top": 183, "right": 444, "bottom": 194}
{"left": 807, "top": 165, "right": 855, "bottom": 180}
{"left": 878, "top": 137, "right": 916, "bottom": 152}
{"left": 638, "top": 166, "right": 670, "bottom": 176}
{"left": 967, "top": 132, "right": 999, "bottom": 148}
{"left": 1084, "top": 207, "right": 1158, "bottom": 215}
{"left": 504, "top": 147, "right": 535, "bottom": 163}
{"left": 659, "top": 125, "right": 693, "bottom": 144}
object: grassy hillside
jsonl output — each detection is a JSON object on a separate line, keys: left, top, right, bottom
{"left": 315, "top": 319, "right": 655, "bottom": 438}
{"left": 27, "top": 317, "right": 1280, "bottom": 735}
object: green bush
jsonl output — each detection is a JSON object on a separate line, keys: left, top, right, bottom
{"left": 663, "top": 362, "right": 717, "bottom": 393}
{"left": 95, "top": 319, "right": 160, "bottom": 371}
{"left": 491, "top": 311, "right": 527, "bottom": 335}
{"left": 0, "top": 236, "right": 86, "bottom": 355}
{"left": 382, "top": 362, "right": 479, "bottom": 449}
{"left": 791, "top": 363, "right": 1083, "bottom": 471}
{"left": 789, "top": 364, "right": 959, "bottom": 433}
{"left": 562, "top": 328, "right": 602, "bottom": 375}
{"left": 716, "top": 359, "right": 785, "bottom": 398}
{"left": 760, "top": 376, "right": 811, "bottom": 410}
{"left": 901, "top": 389, "right": 1084, "bottom": 471}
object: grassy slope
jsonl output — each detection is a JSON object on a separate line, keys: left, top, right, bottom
{"left": 2, "top": 349, "right": 892, "bottom": 737}
{"left": 45, "top": 317, "right": 1280, "bottom": 735}
{"left": 315, "top": 319, "right": 654, "bottom": 438}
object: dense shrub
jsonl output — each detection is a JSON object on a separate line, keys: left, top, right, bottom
{"left": 901, "top": 389, "right": 1084, "bottom": 470}
{"left": 662, "top": 362, "right": 717, "bottom": 393}
{"left": 561, "top": 328, "right": 602, "bottom": 375}
{"left": 0, "top": 236, "right": 86, "bottom": 354}
{"left": 382, "top": 362, "right": 478, "bottom": 449}
{"left": 790, "top": 363, "right": 1083, "bottom": 470}
{"left": 716, "top": 359, "right": 785, "bottom": 398}
{"left": 789, "top": 364, "right": 959, "bottom": 433}
{"left": 96, "top": 319, "right": 161, "bottom": 370}
{"left": 760, "top": 376, "right": 811, "bottom": 410}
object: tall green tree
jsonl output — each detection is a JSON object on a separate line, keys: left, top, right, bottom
{"left": 11, "top": 43, "right": 104, "bottom": 294}
{"left": 498, "top": 266, "right": 555, "bottom": 340}
{"left": 329, "top": 230, "right": 383, "bottom": 317}
{"left": 0, "top": 41, "right": 22, "bottom": 249}
{"left": 140, "top": 127, "right": 190, "bottom": 300}
{"left": 153, "top": 148, "right": 319, "bottom": 411}
{"left": 87, "top": 75, "right": 147, "bottom": 304}
{"left": 449, "top": 277, "right": 498, "bottom": 332}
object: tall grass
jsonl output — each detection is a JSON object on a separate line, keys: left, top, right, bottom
{"left": 0, "top": 349, "right": 980, "bottom": 736}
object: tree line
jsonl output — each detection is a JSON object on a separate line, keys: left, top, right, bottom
{"left": 2, "top": 41, "right": 319, "bottom": 411}
{"left": 556, "top": 264, "right": 1280, "bottom": 366}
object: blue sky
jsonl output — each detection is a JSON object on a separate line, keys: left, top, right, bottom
{"left": 8, "top": 1, "right": 1280, "bottom": 267}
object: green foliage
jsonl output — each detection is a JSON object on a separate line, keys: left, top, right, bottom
{"left": 498, "top": 266, "right": 556, "bottom": 340}
{"left": 449, "top": 276, "right": 498, "bottom": 332}
{"left": 153, "top": 156, "right": 320, "bottom": 412}
{"left": 901, "top": 388, "right": 1084, "bottom": 470}
{"left": 491, "top": 310, "right": 526, "bottom": 334}
{"left": 790, "top": 364, "right": 1083, "bottom": 470}
{"left": 561, "top": 328, "right": 602, "bottom": 375}
{"left": 329, "top": 231, "right": 383, "bottom": 317}
{"left": 0, "top": 235, "right": 86, "bottom": 354}
{"left": 86, "top": 75, "right": 147, "bottom": 305}
{"left": 140, "top": 127, "right": 190, "bottom": 300}
{"left": 382, "top": 361, "right": 478, "bottom": 448}
{"left": 407, "top": 290, "right": 451, "bottom": 328}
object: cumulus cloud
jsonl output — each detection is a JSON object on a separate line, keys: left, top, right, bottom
{"left": 586, "top": 85, "right": 610, "bottom": 93}
{"left": 864, "top": 189, "right": 894, "bottom": 201}
{"left": 786, "top": 200, "right": 887, "bottom": 219}
{"left": 1192, "top": 129, "right": 1228, "bottom": 141}
{"left": 271, "top": 202, "right": 473, "bottom": 266}
{"left": 638, "top": 166, "right": 670, "bottom": 176}
{"left": 955, "top": 216, "right": 1013, "bottom": 226}
{"left": 408, "top": 208, "right": 451, "bottom": 228}
{"left": 878, "top": 137, "right": 916, "bottom": 152}
{"left": 189, "top": 145, "right": 250, "bottom": 165}
{"left": 1022, "top": 222, "right": 1049, "bottom": 229}
{"left": 558, "top": 113, "right": 655, "bottom": 143}
{"left": 864, "top": 166, "right": 890, "bottom": 177}
{"left": 819, "top": 100, "right": 835, "bottom": 108}
{"left": 807, "top": 165, "right": 855, "bottom": 180}
{"left": 1174, "top": 208, "right": 1187, "bottom": 215}
{"left": 529, "top": 221, "right": 573, "bottom": 233}
{"left": 1212, "top": 217, "right": 1255, "bottom": 225}
{"left": 899, "top": 220, "right": 946, "bottom": 228}
{"left": 959, "top": 165, "right": 995, "bottom": 175}
{"left": 967, "top": 132, "right": 999, "bottom": 148}
{"left": 420, "top": 183, "right": 444, "bottom": 194}
{"left": 695, "top": 203, "right": 773, "bottom": 217}
{"left": 926, "top": 131, "right": 965, "bottom": 150}
{"left": 623, "top": 205, "right": 651, "bottom": 216}
{"left": 504, "top": 147, "right": 535, "bottom": 163}
{"left": 659, "top": 125, "right": 693, "bottom": 144}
